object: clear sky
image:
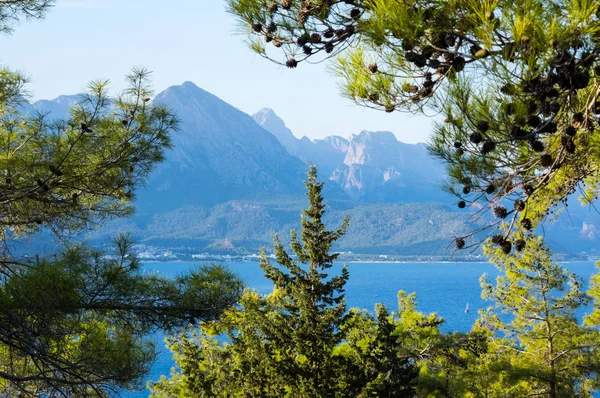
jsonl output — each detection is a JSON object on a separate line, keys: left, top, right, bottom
{"left": 0, "top": 0, "right": 434, "bottom": 143}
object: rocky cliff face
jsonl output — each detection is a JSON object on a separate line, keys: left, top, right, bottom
{"left": 332, "top": 130, "right": 447, "bottom": 202}
{"left": 254, "top": 108, "right": 448, "bottom": 203}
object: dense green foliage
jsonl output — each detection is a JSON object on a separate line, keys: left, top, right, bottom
{"left": 475, "top": 236, "right": 600, "bottom": 396}
{"left": 0, "top": 1, "right": 244, "bottom": 395}
{"left": 431, "top": 236, "right": 600, "bottom": 397}
{"left": 0, "top": 236, "right": 243, "bottom": 396}
{"left": 151, "top": 167, "right": 486, "bottom": 397}
{"left": 223, "top": 3, "right": 600, "bottom": 397}
{"left": 227, "top": 0, "right": 600, "bottom": 247}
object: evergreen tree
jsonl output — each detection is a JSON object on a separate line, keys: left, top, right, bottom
{"left": 0, "top": 2, "right": 244, "bottom": 395}
{"left": 152, "top": 166, "right": 488, "bottom": 397}
{"left": 227, "top": 0, "right": 600, "bottom": 243}
{"left": 455, "top": 236, "right": 600, "bottom": 397}
{"left": 151, "top": 166, "right": 444, "bottom": 397}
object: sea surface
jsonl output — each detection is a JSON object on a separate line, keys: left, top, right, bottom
{"left": 124, "top": 260, "right": 599, "bottom": 397}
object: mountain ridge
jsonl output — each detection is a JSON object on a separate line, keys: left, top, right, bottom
{"left": 253, "top": 108, "right": 449, "bottom": 203}
{"left": 25, "top": 84, "right": 600, "bottom": 256}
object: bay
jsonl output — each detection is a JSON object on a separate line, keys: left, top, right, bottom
{"left": 124, "top": 260, "right": 598, "bottom": 397}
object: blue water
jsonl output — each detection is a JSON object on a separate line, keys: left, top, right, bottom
{"left": 124, "top": 261, "right": 598, "bottom": 397}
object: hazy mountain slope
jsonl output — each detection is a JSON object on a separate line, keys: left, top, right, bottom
{"left": 254, "top": 108, "right": 449, "bottom": 204}
{"left": 133, "top": 82, "right": 307, "bottom": 211}
{"left": 252, "top": 108, "right": 349, "bottom": 176}
{"left": 89, "top": 199, "right": 475, "bottom": 255}
{"left": 33, "top": 94, "right": 82, "bottom": 119}
{"left": 252, "top": 108, "right": 300, "bottom": 155}
{"left": 27, "top": 85, "right": 600, "bottom": 256}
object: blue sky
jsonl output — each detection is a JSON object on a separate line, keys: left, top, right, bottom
{"left": 0, "top": 0, "right": 433, "bottom": 143}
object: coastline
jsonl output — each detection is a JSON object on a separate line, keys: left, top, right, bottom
{"left": 139, "top": 257, "right": 594, "bottom": 265}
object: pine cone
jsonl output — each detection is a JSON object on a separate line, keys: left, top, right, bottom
{"left": 530, "top": 140, "right": 545, "bottom": 152}
{"left": 521, "top": 218, "right": 533, "bottom": 231}
{"left": 481, "top": 140, "right": 496, "bottom": 155}
{"left": 527, "top": 115, "right": 541, "bottom": 127}
{"left": 540, "top": 153, "right": 553, "bottom": 168}
{"left": 515, "top": 239, "right": 526, "bottom": 251}
{"left": 469, "top": 132, "right": 483, "bottom": 144}
{"left": 493, "top": 206, "right": 507, "bottom": 219}
{"left": 286, "top": 58, "right": 298, "bottom": 68}
{"left": 514, "top": 199, "right": 525, "bottom": 211}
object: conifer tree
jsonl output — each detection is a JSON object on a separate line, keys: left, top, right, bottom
{"left": 459, "top": 236, "right": 600, "bottom": 397}
{"left": 152, "top": 166, "right": 489, "bottom": 397}
{"left": 0, "top": 2, "right": 244, "bottom": 395}
{"left": 151, "top": 166, "right": 441, "bottom": 397}
{"left": 259, "top": 164, "right": 351, "bottom": 395}
{"left": 228, "top": 0, "right": 600, "bottom": 243}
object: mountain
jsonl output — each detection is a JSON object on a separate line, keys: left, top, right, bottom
{"left": 88, "top": 199, "right": 475, "bottom": 256}
{"left": 32, "top": 94, "right": 81, "bottom": 120}
{"left": 23, "top": 85, "right": 600, "bottom": 256}
{"left": 332, "top": 131, "right": 447, "bottom": 202}
{"left": 252, "top": 109, "right": 350, "bottom": 176}
{"left": 134, "top": 82, "right": 308, "bottom": 211}
{"left": 253, "top": 108, "right": 448, "bottom": 203}
{"left": 27, "top": 85, "right": 308, "bottom": 211}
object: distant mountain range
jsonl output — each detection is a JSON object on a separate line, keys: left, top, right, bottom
{"left": 252, "top": 108, "right": 448, "bottom": 203}
{"left": 26, "top": 82, "right": 600, "bottom": 256}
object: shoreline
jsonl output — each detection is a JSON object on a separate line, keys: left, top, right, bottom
{"left": 140, "top": 258, "right": 596, "bottom": 265}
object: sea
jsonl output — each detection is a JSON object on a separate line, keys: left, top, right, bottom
{"left": 123, "top": 260, "right": 599, "bottom": 397}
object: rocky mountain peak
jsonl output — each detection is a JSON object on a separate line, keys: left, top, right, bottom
{"left": 134, "top": 82, "right": 307, "bottom": 210}
{"left": 351, "top": 130, "right": 398, "bottom": 144}
{"left": 31, "top": 93, "right": 83, "bottom": 120}
{"left": 252, "top": 108, "right": 299, "bottom": 155}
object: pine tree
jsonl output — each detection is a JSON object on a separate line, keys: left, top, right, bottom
{"left": 0, "top": 2, "right": 244, "bottom": 395}
{"left": 151, "top": 166, "right": 434, "bottom": 397}
{"left": 227, "top": 0, "right": 600, "bottom": 242}
{"left": 462, "top": 236, "right": 600, "bottom": 397}
{"left": 261, "top": 164, "right": 351, "bottom": 395}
